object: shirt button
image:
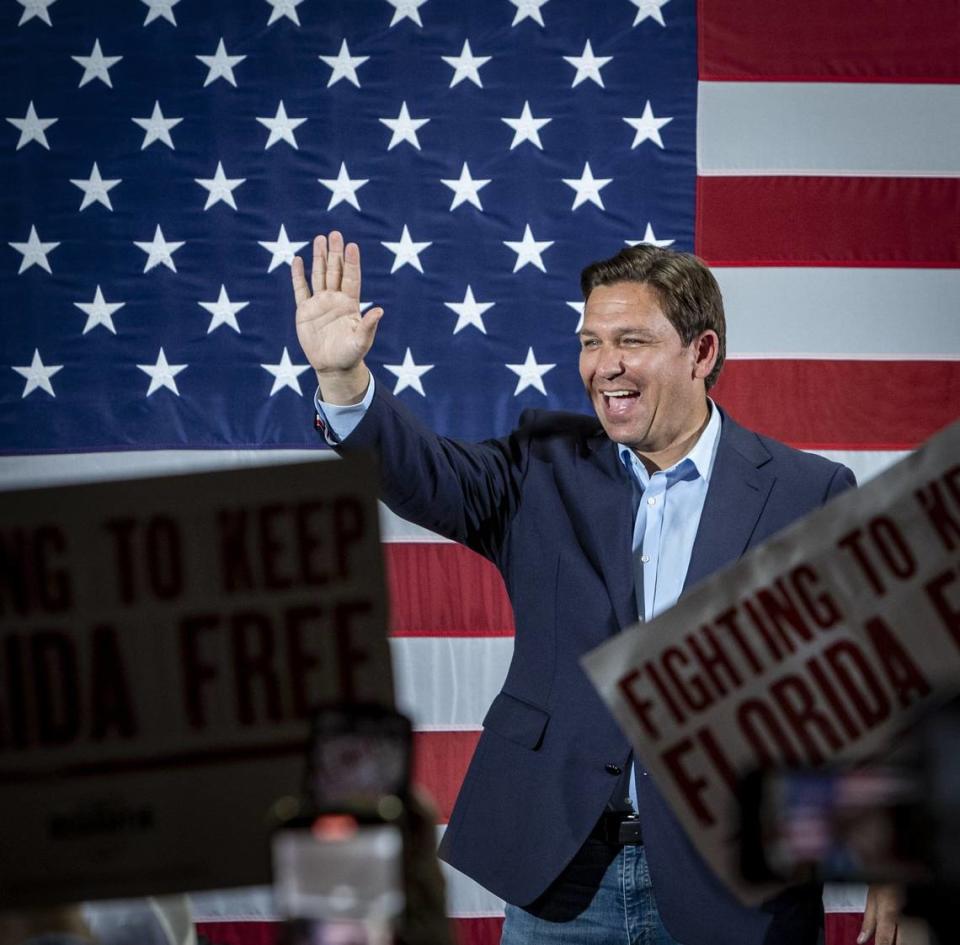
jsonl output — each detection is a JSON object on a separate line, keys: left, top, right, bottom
{"left": 640, "top": 554, "right": 650, "bottom": 563}
{"left": 647, "top": 497, "right": 656, "bottom": 506}
{"left": 604, "top": 763, "right": 622, "bottom": 775}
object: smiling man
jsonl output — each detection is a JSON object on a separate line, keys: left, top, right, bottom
{"left": 292, "top": 233, "right": 901, "bottom": 945}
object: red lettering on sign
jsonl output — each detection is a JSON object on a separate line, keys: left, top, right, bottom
{"left": 925, "top": 566, "right": 960, "bottom": 651}
{"left": 915, "top": 465, "right": 960, "bottom": 553}
{"left": 0, "top": 526, "right": 73, "bottom": 617}
{"left": 768, "top": 673, "right": 844, "bottom": 766}
{"left": 231, "top": 610, "right": 284, "bottom": 725}
{"left": 863, "top": 615, "right": 931, "bottom": 709}
{"left": 661, "top": 737, "right": 714, "bottom": 827}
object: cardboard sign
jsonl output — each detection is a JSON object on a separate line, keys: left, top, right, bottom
{"left": 583, "top": 420, "right": 960, "bottom": 903}
{"left": 0, "top": 456, "right": 390, "bottom": 907}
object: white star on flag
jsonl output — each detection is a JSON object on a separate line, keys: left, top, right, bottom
{"left": 318, "top": 162, "right": 368, "bottom": 211}
{"left": 72, "top": 39, "right": 122, "bottom": 88}
{"left": 12, "top": 349, "right": 62, "bottom": 398}
{"left": 441, "top": 162, "right": 490, "bottom": 211}
{"left": 257, "top": 101, "right": 306, "bottom": 149}
{"left": 9, "top": 225, "right": 59, "bottom": 274}
{"left": 134, "top": 225, "right": 185, "bottom": 272}
{"left": 504, "top": 224, "right": 553, "bottom": 273}
{"left": 70, "top": 162, "right": 121, "bottom": 211}
{"left": 506, "top": 348, "right": 555, "bottom": 395}
{"left": 626, "top": 223, "right": 674, "bottom": 247}
{"left": 198, "top": 284, "right": 249, "bottom": 333}
{"left": 195, "top": 161, "right": 246, "bottom": 210}
{"left": 624, "top": 100, "right": 672, "bottom": 148}
{"left": 17, "top": 0, "right": 57, "bottom": 27}
{"left": 74, "top": 286, "right": 126, "bottom": 334}
{"left": 386, "top": 0, "right": 428, "bottom": 27}
{"left": 566, "top": 301, "right": 585, "bottom": 332}
{"left": 382, "top": 225, "right": 431, "bottom": 274}
{"left": 562, "top": 161, "right": 613, "bottom": 210}
{"left": 502, "top": 101, "right": 551, "bottom": 150}
{"left": 630, "top": 0, "right": 670, "bottom": 27}
{"left": 509, "top": 0, "right": 549, "bottom": 27}
{"left": 563, "top": 40, "right": 612, "bottom": 88}
{"left": 141, "top": 0, "right": 179, "bottom": 26}
{"left": 138, "top": 348, "right": 187, "bottom": 396}
{"left": 319, "top": 39, "right": 369, "bottom": 87}
{"left": 384, "top": 348, "right": 433, "bottom": 396}
{"left": 259, "top": 224, "right": 308, "bottom": 272}
{"left": 132, "top": 101, "right": 182, "bottom": 150}
{"left": 380, "top": 102, "right": 429, "bottom": 150}
{"left": 6, "top": 101, "right": 57, "bottom": 150}
{"left": 265, "top": 0, "right": 304, "bottom": 26}
{"left": 197, "top": 38, "right": 246, "bottom": 87}
{"left": 261, "top": 347, "right": 311, "bottom": 395}
{"left": 444, "top": 286, "right": 495, "bottom": 334}
{"left": 442, "top": 39, "right": 491, "bottom": 88}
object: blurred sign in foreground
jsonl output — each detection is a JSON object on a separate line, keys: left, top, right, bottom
{"left": 583, "top": 420, "right": 960, "bottom": 903}
{"left": 0, "top": 455, "right": 390, "bottom": 907}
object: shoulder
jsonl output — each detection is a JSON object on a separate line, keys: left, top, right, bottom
{"left": 719, "top": 408, "right": 857, "bottom": 495}
{"left": 509, "top": 408, "right": 606, "bottom": 458}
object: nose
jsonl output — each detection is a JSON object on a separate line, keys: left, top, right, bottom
{"left": 597, "top": 347, "right": 624, "bottom": 379}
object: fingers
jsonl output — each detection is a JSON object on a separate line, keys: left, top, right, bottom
{"left": 310, "top": 234, "right": 326, "bottom": 295}
{"left": 341, "top": 241, "right": 361, "bottom": 300}
{"left": 291, "top": 255, "right": 310, "bottom": 305}
{"left": 326, "top": 230, "right": 344, "bottom": 292}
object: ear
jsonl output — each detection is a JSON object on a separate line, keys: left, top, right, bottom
{"left": 690, "top": 330, "right": 719, "bottom": 382}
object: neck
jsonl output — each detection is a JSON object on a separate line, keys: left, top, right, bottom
{"left": 633, "top": 401, "right": 711, "bottom": 475}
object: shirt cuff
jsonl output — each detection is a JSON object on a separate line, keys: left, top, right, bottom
{"left": 314, "top": 375, "right": 376, "bottom": 446}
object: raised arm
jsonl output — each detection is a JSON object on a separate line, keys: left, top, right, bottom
{"left": 291, "top": 230, "right": 384, "bottom": 405}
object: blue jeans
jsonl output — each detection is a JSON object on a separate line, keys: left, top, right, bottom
{"left": 500, "top": 837, "right": 683, "bottom": 945}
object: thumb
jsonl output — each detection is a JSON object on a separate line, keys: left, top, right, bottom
{"left": 360, "top": 306, "right": 384, "bottom": 347}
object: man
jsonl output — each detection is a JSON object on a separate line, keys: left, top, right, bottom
{"left": 291, "top": 231, "right": 901, "bottom": 945}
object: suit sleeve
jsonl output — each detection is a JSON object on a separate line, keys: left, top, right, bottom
{"left": 331, "top": 383, "right": 526, "bottom": 560}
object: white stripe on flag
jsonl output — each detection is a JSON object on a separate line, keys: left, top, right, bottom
{"left": 715, "top": 268, "right": 960, "bottom": 358}
{"left": 697, "top": 82, "right": 960, "bottom": 176}
{"left": 392, "top": 636, "right": 512, "bottom": 730}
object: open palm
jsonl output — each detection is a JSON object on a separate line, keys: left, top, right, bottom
{"left": 292, "top": 231, "right": 384, "bottom": 378}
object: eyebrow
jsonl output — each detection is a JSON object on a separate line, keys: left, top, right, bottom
{"left": 578, "top": 327, "right": 659, "bottom": 339}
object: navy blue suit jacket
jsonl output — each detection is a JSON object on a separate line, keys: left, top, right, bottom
{"left": 337, "top": 384, "right": 856, "bottom": 945}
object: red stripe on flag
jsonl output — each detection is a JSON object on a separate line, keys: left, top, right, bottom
{"left": 712, "top": 360, "right": 960, "bottom": 450}
{"left": 195, "top": 918, "right": 506, "bottom": 945}
{"left": 698, "top": 0, "right": 960, "bottom": 82}
{"left": 412, "top": 730, "right": 480, "bottom": 823}
{"left": 386, "top": 543, "right": 515, "bottom": 637}
{"left": 453, "top": 917, "right": 505, "bottom": 945}
{"left": 696, "top": 177, "right": 960, "bottom": 268}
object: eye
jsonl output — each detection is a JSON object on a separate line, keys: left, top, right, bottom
{"left": 579, "top": 338, "right": 600, "bottom": 349}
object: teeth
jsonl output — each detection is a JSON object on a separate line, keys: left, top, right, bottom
{"left": 604, "top": 391, "right": 636, "bottom": 398}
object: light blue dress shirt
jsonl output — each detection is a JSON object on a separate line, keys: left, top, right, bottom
{"left": 619, "top": 400, "right": 722, "bottom": 807}
{"left": 315, "top": 376, "right": 377, "bottom": 444}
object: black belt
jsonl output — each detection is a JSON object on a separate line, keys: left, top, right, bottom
{"left": 592, "top": 811, "right": 643, "bottom": 845}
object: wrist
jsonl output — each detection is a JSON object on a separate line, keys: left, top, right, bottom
{"left": 316, "top": 364, "right": 370, "bottom": 405}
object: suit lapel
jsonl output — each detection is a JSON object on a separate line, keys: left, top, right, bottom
{"left": 684, "top": 413, "right": 775, "bottom": 591}
{"left": 571, "top": 432, "right": 638, "bottom": 630}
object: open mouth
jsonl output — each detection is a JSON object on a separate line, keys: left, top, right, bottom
{"left": 599, "top": 389, "right": 641, "bottom": 418}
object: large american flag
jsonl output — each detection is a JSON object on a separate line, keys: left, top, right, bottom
{"left": 2, "top": 1, "right": 958, "bottom": 943}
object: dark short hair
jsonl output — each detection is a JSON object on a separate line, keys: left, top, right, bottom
{"left": 580, "top": 244, "right": 726, "bottom": 390}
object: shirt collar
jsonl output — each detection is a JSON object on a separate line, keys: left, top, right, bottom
{"left": 618, "top": 398, "right": 722, "bottom": 485}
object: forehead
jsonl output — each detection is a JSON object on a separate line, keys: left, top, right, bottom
{"left": 582, "top": 281, "right": 672, "bottom": 332}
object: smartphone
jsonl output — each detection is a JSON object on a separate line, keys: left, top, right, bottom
{"left": 271, "top": 705, "right": 412, "bottom": 945}
{"left": 738, "top": 765, "right": 932, "bottom": 885}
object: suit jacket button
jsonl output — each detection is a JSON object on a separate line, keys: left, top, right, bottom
{"left": 604, "top": 763, "right": 622, "bottom": 775}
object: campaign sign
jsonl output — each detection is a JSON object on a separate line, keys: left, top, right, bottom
{"left": 583, "top": 420, "right": 960, "bottom": 903}
{"left": 0, "top": 456, "right": 390, "bottom": 907}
